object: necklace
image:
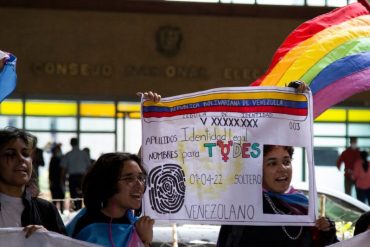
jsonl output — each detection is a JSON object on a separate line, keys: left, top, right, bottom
{"left": 264, "top": 193, "right": 303, "bottom": 240}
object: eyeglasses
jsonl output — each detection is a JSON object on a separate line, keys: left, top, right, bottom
{"left": 118, "top": 174, "right": 147, "bottom": 186}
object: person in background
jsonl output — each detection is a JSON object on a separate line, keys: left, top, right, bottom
{"left": 352, "top": 151, "right": 370, "bottom": 205}
{"left": 66, "top": 153, "right": 155, "bottom": 247}
{"left": 82, "top": 147, "right": 95, "bottom": 167}
{"left": 32, "top": 146, "right": 45, "bottom": 188}
{"left": 0, "top": 127, "right": 66, "bottom": 237}
{"left": 217, "top": 145, "right": 338, "bottom": 247}
{"left": 337, "top": 137, "right": 361, "bottom": 196}
{"left": 60, "top": 138, "right": 91, "bottom": 211}
{"left": 49, "top": 143, "right": 65, "bottom": 214}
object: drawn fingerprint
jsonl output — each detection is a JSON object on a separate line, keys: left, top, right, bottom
{"left": 148, "top": 163, "right": 186, "bottom": 214}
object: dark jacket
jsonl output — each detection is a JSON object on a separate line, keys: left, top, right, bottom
{"left": 20, "top": 189, "right": 66, "bottom": 235}
{"left": 217, "top": 194, "right": 338, "bottom": 247}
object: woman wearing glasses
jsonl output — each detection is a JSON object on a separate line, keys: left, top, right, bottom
{"left": 67, "top": 153, "right": 154, "bottom": 247}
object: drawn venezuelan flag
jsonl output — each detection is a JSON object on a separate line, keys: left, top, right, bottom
{"left": 142, "top": 90, "right": 308, "bottom": 120}
{"left": 251, "top": 0, "right": 370, "bottom": 118}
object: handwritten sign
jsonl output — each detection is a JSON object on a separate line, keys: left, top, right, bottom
{"left": 141, "top": 87, "right": 317, "bottom": 226}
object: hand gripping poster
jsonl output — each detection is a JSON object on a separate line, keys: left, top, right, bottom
{"left": 141, "top": 86, "right": 317, "bottom": 226}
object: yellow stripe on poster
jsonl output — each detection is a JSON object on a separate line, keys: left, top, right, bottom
{"left": 143, "top": 92, "right": 307, "bottom": 107}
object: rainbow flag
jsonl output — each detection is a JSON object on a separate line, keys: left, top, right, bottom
{"left": 0, "top": 51, "right": 17, "bottom": 103}
{"left": 251, "top": 0, "right": 370, "bottom": 118}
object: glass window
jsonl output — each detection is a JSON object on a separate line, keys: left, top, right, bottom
{"left": 314, "top": 137, "right": 346, "bottom": 147}
{"left": 327, "top": 0, "right": 348, "bottom": 7}
{"left": 313, "top": 123, "right": 346, "bottom": 136}
{"left": 314, "top": 147, "right": 340, "bottom": 166}
{"left": 166, "top": 0, "right": 219, "bottom": 2}
{"left": 26, "top": 117, "right": 77, "bottom": 131}
{"left": 80, "top": 133, "right": 115, "bottom": 160}
{"left": 324, "top": 194, "right": 365, "bottom": 225}
{"left": 29, "top": 132, "right": 77, "bottom": 156}
{"left": 0, "top": 116, "right": 23, "bottom": 128}
{"left": 358, "top": 138, "right": 370, "bottom": 148}
{"left": 220, "top": 0, "right": 255, "bottom": 3}
{"left": 80, "top": 117, "right": 115, "bottom": 131}
{"left": 117, "top": 118, "right": 124, "bottom": 152}
{"left": 125, "top": 118, "right": 142, "bottom": 154}
{"left": 26, "top": 117, "right": 53, "bottom": 130}
{"left": 257, "top": 0, "right": 304, "bottom": 5}
{"left": 348, "top": 124, "right": 370, "bottom": 137}
{"left": 307, "top": 0, "right": 325, "bottom": 6}
{"left": 49, "top": 133, "right": 79, "bottom": 155}
{"left": 29, "top": 131, "right": 77, "bottom": 193}
{"left": 291, "top": 147, "right": 305, "bottom": 184}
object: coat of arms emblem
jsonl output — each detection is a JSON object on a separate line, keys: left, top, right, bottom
{"left": 156, "top": 25, "right": 182, "bottom": 57}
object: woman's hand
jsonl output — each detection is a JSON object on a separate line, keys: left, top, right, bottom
{"left": 137, "top": 91, "right": 161, "bottom": 103}
{"left": 315, "top": 217, "right": 334, "bottom": 232}
{"left": 135, "top": 215, "right": 155, "bottom": 246}
{"left": 23, "top": 225, "right": 47, "bottom": 238}
{"left": 287, "top": 80, "right": 309, "bottom": 93}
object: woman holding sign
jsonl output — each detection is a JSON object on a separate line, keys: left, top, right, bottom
{"left": 66, "top": 152, "right": 155, "bottom": 247}
{"left": 67, "top": 92, "right": 159, "bottom": 247}
{"left": 217, "top": 145, "right": 338, "bottom": 247}
{"left": 0, "top": 127, "right": 66, "bottom": 237}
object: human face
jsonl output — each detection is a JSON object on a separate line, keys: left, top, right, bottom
{"left": 0, "top": 138, "right": 33, "bottom": 193}
{"left": 262, "top": 146, "right": 292, "bottom": 193}
{"left": 110, "top": 160, "right": 145, "bottom": 212}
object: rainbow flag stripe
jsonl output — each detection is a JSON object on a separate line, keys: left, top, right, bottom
{"left": 251, "top": 1, "right": 370, "bottom": 118}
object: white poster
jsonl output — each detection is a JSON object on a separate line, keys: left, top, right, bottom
{"left": 0, "top": 228, "right": 101, "bottom": 247}
{"left": 141, "top": 86, "right": 317, "bottom": 226}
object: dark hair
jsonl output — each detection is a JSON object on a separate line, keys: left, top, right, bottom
{"left": 354, "top": 211, "right": 370, "bottom": 236}
{"left": 51, "top": 143, "right": 62, "bottom": 155}
{"left": 360, "top": 151, "right": 368, "bottom": 173}
{"left": 0, "top": 127, "right": 39, "bottom": 196}
{"left": 0, "top": 127, "right": 37, "bottom": 151}
{"left": 350, "top": 136, "right": 358, "bottom": 144}
{"left": 82, "top": 152, "right": 145, "bottom": 211}
{"left": 263, "top": 145, "right": 294, "bottom": 158}
{"left": 70, "top": 137, "right": 78, "bottom": 146}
